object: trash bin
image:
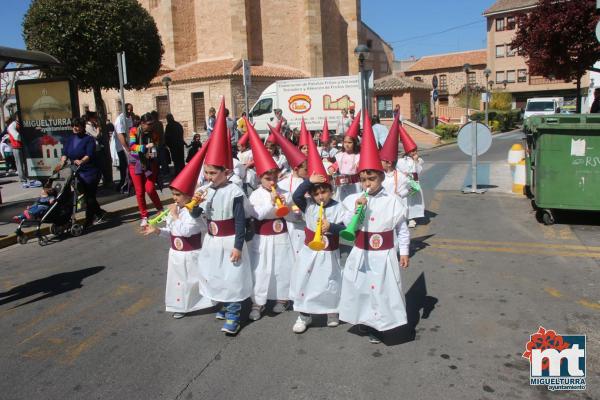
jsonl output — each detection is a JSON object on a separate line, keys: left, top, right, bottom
{"left": 526, "top": 114, "right": 600, "bottom": 224}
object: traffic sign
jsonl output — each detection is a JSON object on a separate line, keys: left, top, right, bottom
{"left": 432, "top": 75, "right": 438, "bottom": 89}
{"left": 432, "top": 89, "right": 439, "bottom": 102}
{"left": 458, "top": 122, "right": 492, "bottom": 156}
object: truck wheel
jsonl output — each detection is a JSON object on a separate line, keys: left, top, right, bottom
{"left": 542, "top": 210, "right": 555, "bottom": 225}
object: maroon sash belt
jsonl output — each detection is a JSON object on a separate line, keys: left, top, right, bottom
{"left": 207, "top": 218, "right": 236, "bottom": 237}
{"left": 355, "top": 230, "right": 394, "bottom": 251}
{"left": 254, "top": 218, "right": 288, "bottom": 235}
{"left": 412, "top": 172, "right": 419, "bottom": 181}
{"left": 304, "top": 228, "right": 339, "bottom": 251}
{"left": 170, "top": 233, "right": 202, "bottom": 251}
{"left": 334, "top": 174, "right": 359, "bottom": 186}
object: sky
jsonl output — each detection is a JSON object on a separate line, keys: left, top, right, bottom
{"left": 3, "top": 0, "right": 493, "bottom": 60}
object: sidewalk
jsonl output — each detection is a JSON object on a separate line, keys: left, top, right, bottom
{"left": 0, "top": 167, "right": 174, "bottom": 248}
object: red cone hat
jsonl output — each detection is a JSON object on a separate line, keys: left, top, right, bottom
{"left": 298, "top": 118, "right": 310, "bottom": 147}
{"left": 399, "top": 125, "right": 417, "bottom": 154}
{"left": 379, "top": 115, "right": 400, "bottom": 163}
{"left": 170, "top": 135, "right": 211, "bottom": 196}
{"left": 266, "top": 124, "right": 277, "bottom": 143}
{"left": 272, "top": 125, "right": 306, "bottom": 169}
{"left": 246, "top": 117, "right": 278, "bottom": 176}
{"left": 357, "top": 112, "right": 383, "bottom": 173}
{"left": 344, "top": 111, "right": 361, "bottom": 139}
{"left": 204, "top": 98, "right": 233, "bottom": 169}
{"left": 238, "top": 131, "right": 249, "bottom": 147}
{"left": 321, "top": 118, "right": 330, "bottom": 143}
{"left": 307, "top": 130, "right": 328, "bottom": 179}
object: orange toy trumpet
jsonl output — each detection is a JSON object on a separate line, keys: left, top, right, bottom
{"left": 272, "top": 186, "right": 289, "bottom": 217}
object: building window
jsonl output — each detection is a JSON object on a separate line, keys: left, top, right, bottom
{"left": 507, "top": 16, "right": 516, "bottom": 30}
{"left": 366, "top": 39, "right": 373, "bottom": 49}
{"left": 377, "top": 95, "right": 393, "bottom": 119}
{"left": 191, "top": 92, "right": 205, "bottom": 133}
{"left": 507, "top": 46, "right": 517, "bottom": 57}
{"left": 467, "top": 72, "right": 477, "bottom": 87}
{"left": 496, "top": 18, "right": 505, "bottom": 31}
{"left": 506, "top": 70, "right": 516, "bottom": 83}
{"left": 496, "top": 71, "right": 505, "bottom": 83}
{"left": 155, "top": 95, "right": 169, "bottom": 120}
{"left": 496, "top": 45, "right": 505, "bottom": 58}
{"left": 439, "top": 74, "right": 448, "bottom": 91}
{"left": 517, "top": 69, "right": 527, "bottom": 83}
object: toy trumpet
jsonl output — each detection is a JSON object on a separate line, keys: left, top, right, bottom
{"left": 272, "top": 186, "right": 289, "bottom": 217}
{"left": 407, "top": 176, "right": 421, "bottom": 195}
{"left": 339, "top": 190, "right": 369, "bottom": 242}
{"left": 308, "top": 202, "right": 326, "bottom": 251}
{"left": 148, "top": 208, "right": 171, "bottom": 226}
{"left": 185, "top": 182, "right": 212, "bottom": 211}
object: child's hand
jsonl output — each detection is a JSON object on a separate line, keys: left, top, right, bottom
{"left": 355, "top": 195, "right": 368, "bottom": 211}
{"left": 169, "top": 204, "right": 179, "bottom": 220}
{"left": 230, "top": 248, "right": 241, "bottom": 263}
{"left": 327, "top": 166, "right": 336, "bottom": 175}
{"left": 309, "top": 173, "right": 326, "bottom": 184}
{"left": 412, "top": 152, "right": 419, "bottom": 161}
{"left": 321, "top": 218, "right": 330, "bottom": 233}
{"left": 399, "top": 255, "right": 409, "bottom": 269}
{"left": 142, "top": 225, "right": 159, "bottom": 236}
{"left": 192, "top": 191, "right": 205, "bottom": 205}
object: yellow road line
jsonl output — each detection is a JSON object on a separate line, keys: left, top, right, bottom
{"left": 577, "top": 299, "right": 600, "bottom": 311}
{"left": 429, "top": 238, "right": 600, "bottom": 252}
{"left": 432, "top": 244, "right": 600, "bottom": 258}
{"left": 544, "top": 287, "right": 563, "bottom": 298}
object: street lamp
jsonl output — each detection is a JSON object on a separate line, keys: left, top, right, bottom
{"left": 502, "top": 79, "right": 508, "bottom": 90}
{"left": 484, "top": 68, "right": 491, "bottom": 126}
{"left": 161, "top": 75, "right": 172, "bottom": 113}
{"left": 463, "top": 63, "right": 472, "bottom": 123}
{"left": 354, "top": 44, "right": 371, "bottom": 116}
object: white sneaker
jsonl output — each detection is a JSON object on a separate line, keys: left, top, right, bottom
{"left": 327, "top": 313, "right": 339, "bottom": 327}
{"left": 292, "top": 315, "right": 312, "bottom": 333}
{"left": 408, "top": 219, "right": 417, "bottom": 228}
{"left": 249, "top": 305, "right": 264, "bottom": 321}
{"left": 172, "top": 312, "right": 185, "bottom": 319}
{"left": 273, "top": 301, "right": 289, "bottom": 313}
{"left": 140, "top": 217, "right": 148, "bottom": 227}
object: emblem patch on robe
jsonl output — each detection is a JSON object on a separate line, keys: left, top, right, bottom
{"left": 369, "top": 234, "right": 383, "bottom": 250}
{"left": 174, "top": 237, "right": 184, "bottom": 251}
{"left": 209, "top": 221, "right": 219, "bottom": 236}
{"left": 273, "top": 219, "right": 284, "bottom": 233}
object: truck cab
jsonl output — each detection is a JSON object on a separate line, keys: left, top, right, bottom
{"left": 248, "top": 83, "right": 277, "bottom": 136}
{"left": 524, "top": 97, "right": 563, "bottom": 120}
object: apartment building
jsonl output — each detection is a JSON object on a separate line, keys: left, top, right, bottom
{"left": 484, "top": 0, "right": 589, "bottom": 108}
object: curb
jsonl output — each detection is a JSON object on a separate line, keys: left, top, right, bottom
{"left": 0, "top": 199, "right": 174, "bottom": 250}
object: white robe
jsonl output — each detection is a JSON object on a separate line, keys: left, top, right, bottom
{"left": 339, "top": 189, "right": 410, "bottom": 331}
{"left": 159, "top": 207, "right": 213, "bottom": 313}
{"left": 397, "top": 156, "right": 425, "bottom": 219}
{"left": 239, "top": 149, "right": 258, "bottom": 189}
{"left": 290, "top": 199, "right": 349, "bottom": 314}
{"left": 277, "top": 175, "right": 305, "bottom": 258}
{"left": 196, "top": 183, "right": 254, "bottom": 303}
{"left": 248, "top": 186, "right": 295, "bottom": 305}
{"left": 333, "top": 152, "right": 361, "bottom": 202}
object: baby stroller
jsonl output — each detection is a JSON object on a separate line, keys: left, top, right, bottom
{"left": 15, "top": 164, "right": 84, "bottom": 246}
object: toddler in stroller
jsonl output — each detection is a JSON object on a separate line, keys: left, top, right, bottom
{"left": 12, "top": 185, "right": 57, "bottom": 223}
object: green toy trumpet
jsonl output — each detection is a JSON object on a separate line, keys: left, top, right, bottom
{"left": 339, "top": 190, "right": 369, "bottom": 242}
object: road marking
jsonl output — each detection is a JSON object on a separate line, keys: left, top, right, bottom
{"left": 544, "top": 287, "right": 563, "bottom": 298}
{"left": 432, "top": 243, "right": 600, "bottom": 258}
{"left": 16, "top": 299, "right": 74, "bottom": 335}
{"left": 577, "top": 299, "right": 600, "bottom": 311}
{"left": 429, "top": 238, "right": 600, "bottom": 252}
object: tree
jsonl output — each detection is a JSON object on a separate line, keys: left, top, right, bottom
{"left": 510, "top": 0, "right": 600, "bottom": 113}
{"left": 23, "top": 0, "right": 163, "bottom": 184}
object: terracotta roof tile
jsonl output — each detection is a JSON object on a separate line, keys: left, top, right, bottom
{"left": 483, "top": 0, "right": 537, "bottom": 16}
{"left": 405, "top": 50, "right": 487, "bottom": 73}
{"left": 152, "top": 60, "right": 307, "bottom": 85}
{"left": 374, "top": 75, "right": 432, "bottom": 93}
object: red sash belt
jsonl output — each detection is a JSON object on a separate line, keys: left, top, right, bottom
{"left": 304, "top": 228, "right": 339, "bottom": 251}
{"left": 412, "top": 172, "right": 419, "bottom": 181}
{"left": 170, "top": 233, "right": 202, "bottom": 251}
{"left": 254, "top": 218, "right": 288, "bottom": 235}
{"left": 355, "top": 230, "right": 394, "bottom": 251}
{"left": 334, "top": 174, "right": 359, "bottom": 186}
{"left": 207, "top": 218, "right": 236, "bottom": 237}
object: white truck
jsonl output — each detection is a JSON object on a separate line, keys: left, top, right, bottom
{"left": 248, "top": 74, "right": 362, "bottom": 136}
{"left": 523, "top": 97, "right": 563, "bottom": 120}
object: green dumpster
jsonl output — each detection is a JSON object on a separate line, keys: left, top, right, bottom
{"left": 527, "top": 114, "right": 600, "bottom": 224}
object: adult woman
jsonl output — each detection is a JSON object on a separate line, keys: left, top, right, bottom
{"left": 55, "top": 117, "right": 107, "bottom": 227}
{"left": 129, "top": 112, "right": 164, "bottom": 226}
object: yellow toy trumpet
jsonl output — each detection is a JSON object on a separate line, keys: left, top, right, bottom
{"left": 184, "top": 182, "right": 212, "bottom": 211}
{"left": 308, "top": 202, "right": 326, "bottom": 251}
{"left": 272, "top": 186, "right": 289, "bottom": 217}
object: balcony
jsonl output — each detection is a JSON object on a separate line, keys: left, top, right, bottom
{"left": 529, "top": 76, "right": 566, "bottom": 85}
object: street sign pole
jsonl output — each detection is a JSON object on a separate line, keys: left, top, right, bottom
{"left": 117, "top": 52, "right": 127, "bottom": 117}
{"left": 432, "top": 76, "right": 438, "bottom": 128}
{"left": 458, "top": 121, "right": 492, "bottom": 194}
{"left": 242, "top": 60, "right": 251, "bottom": 119}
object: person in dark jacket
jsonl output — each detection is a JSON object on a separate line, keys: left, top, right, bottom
{"left": 185, "top": 133, "right": 202, "bottom": 163}
{"left": 590, "top": 88, "right": 600, "bottom": 113}
{"left": 164, "top": 114, "right": 186, "bottom": 175}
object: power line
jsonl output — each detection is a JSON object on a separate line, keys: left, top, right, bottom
{"left": 388, "top": 20, "right": 485, "bottom": 44}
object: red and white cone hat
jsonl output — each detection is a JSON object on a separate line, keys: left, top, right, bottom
{"left": 266, "top": 124, "right": 277, "bottom": 144}
{"left": 246, "top": 117, "right": 278, "bottom": 176}
{"left": 237, "top": 131, "right": 249, "bottom": 147}
{"left": 344, "top": 110, "right": 361, "bottom": 139}
{"left": 298, "top": 117, "right": 310, "bottom": 148}
{"left": 306, "top": 129, "right": 328, "bottom": 179}
{"left": 204, "top": 98, "right": 233, "bottom": 170}
{"left": 379, "top": 115, "right": 400, "bottom": 163}
{"left": 357, "top": 112, "right": 383, "bottom": 173}
{"left": 170, "top": 135, "right": 211, "bottom": 196}
{"left": 272, "top": 125, "right": 306, "bottom": 169}
{"left": 320, "top": 118, "right": 330, "bottom": 143}
{"left": 399, "top": 125, "right": 417, "bottom": 154}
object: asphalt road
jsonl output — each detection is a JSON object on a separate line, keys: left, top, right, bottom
{"left": 0, "top": 131, "right": 598, "bottom": 400}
